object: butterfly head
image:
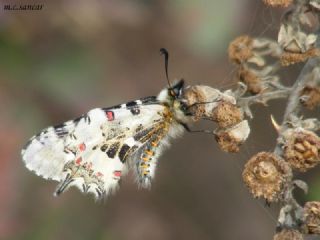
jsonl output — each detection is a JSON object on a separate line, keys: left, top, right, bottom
{"left": 158, "top": 49, "right": 192, "bottom": 123}
{"left": 168, "top": 79, "right": 184, "bottom": 99}
{"left": 157, "top": 79, "right": 192, "bottom": 124}
{"left": 157, "top": 79, "right": 184, "bottom": 103}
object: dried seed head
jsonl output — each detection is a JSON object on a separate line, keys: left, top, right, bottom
{"left": 238, "top": 66, "right": 263, "bottom": 94}
{"left": 278, "top": 24, "right": 317, "bottom": 53}
{"left": 304, "top": 201, "right": 320, "bottom": 234}
{"left": 283, "top": 129, "right": 320, "bottom": 172}
{"left": 300, "top": 85, "right": 320, "bottom": 110}
{"left": 242, "top": 152, "right": 292, "bottom": 202}
{"left": 215, "top": 131, "right": 240, "bottom": 153}
{"left": 215, "top": 120, "right": 250, "bottom": 153}
{"left": 182, "top": 86, "right": 207, "bottom": 121}
{"left": 263, "top": 0, "right": 293, "bottom": 7}
{"left": 228, "top": 35, "right": 254, "bottom": 64}
{"left": 211, "top": 101, "right": 243, "bottom": 128}
{"left": 182, "top": 85, "right": 237, "bottom": 121}
{"left": 280, "top": 48, "right": 320, "bottom": 66}
{"left": 273, "top": 229, "right": 303, "bottom": 240}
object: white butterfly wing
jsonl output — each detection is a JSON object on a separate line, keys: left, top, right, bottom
{"left": 22, "top": 108, "right": 107, "bottom": 181}
{"left": 22, "top": 100, "right": 167, "bottom": 198}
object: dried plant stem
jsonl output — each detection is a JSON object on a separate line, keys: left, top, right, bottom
{"left": 277, "top": 33, "right": 320, "bottom": 141}
{"left": 274, "top": 33, "right": 320, "bottom": 231}
{"left": 238, "top": 88, "right": 292, "bottom": 118}
{"left": 239, "top": 88, "right": 291, "bottom": 107}
{"left": 283, "top": 57, "right": 320, "bottom": 123}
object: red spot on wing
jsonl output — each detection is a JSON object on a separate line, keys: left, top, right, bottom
{"left": 113, "top": 171, "right": 122, "bottom": 177}
{"left": 96, "top": 172, "right": 104, "bottom": 177}
{"left": 78, "top": 143, "right": 86, "bottom": 152}
{"left": 106, "top": 111, "right": 114, "bottom": 121}
{"left": 75, "top": 157, "right": 82, "bottom": 165}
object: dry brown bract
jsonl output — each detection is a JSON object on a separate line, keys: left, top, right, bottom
{"left": 228, "top": 35, "right": 253, "bottom": 64}
{"left": 211, "top": 101, "right": 242, "bottom": 128}
{"left": 215, "top": 120, "right": 250, "bottom": 153}
{"left": 304, "top": 201, "right": 320, "bottom": 234}
{"left": 278, "top": 24, "right": 317, "bottom": 53}
{"left": 238, "top": 66, "right": 263, "bottom": 94}
{"left": 242, "top": 152, "right": 292, "bottom": 202}
{"left": 215, "top": 131, "right": 239, "bottom": 153}
{"left": 300, "top": 85, "right": 320, "bottom": 110}
{"left": 280, "top": 48, "right": 320, "bottom": 66}
{"left": 283, "top": 129, "right": 320, "bottom": 172}
{"left": 273, "top": 229, "right": 303, "bottom": 240}
{"left": 263, "top": 0, "right": 293, "bottom": 8}
{"left": 182, "top": 86, "right": 207, "bottom": 121}
{"left": 182, "top": 85, "right": 237, "bottom": 121}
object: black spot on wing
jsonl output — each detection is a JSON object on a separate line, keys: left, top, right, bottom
{"left": 54, "top": 123, "right": 65, "bottom": 129}
{"left": 133, "top": 127, "right": 154, "bottom": 141}
{"left": 96, "top": 188, "right": 102, "bottom": 198}
{"left": 54, "top": 125, "right": 69, "bottom": 138}
{"left": 131, "top": 145, "right": 139, "bottom": 154}
{"left": 55, "top": 173, "right": 74, "bottom": 196}
{"left": 100, "top": 144, "right": 108, "bottom": 152}
{"left": 135, "top": 124, "right": 143, "bottom": 133}
{"left": 140, "top": 96, "right": 158, "bottom": 104}
{"left": 106, "top": 142, "right": 120, "bottom": 158}
{"left": 116, "top": 134, "right": 126, "bottom": 140}
{"left": 22, "top": 139, "right": 33, "bottom": 152}
{"left": 73, "top": 115, "right": 85, "bottom": 124}
{"left": 102, "top": 96, "right": 159, "bottom": 112}
{"left": 118, "top": 144, "right": 130, "bottom": 163}
{"left": 130, "top": 107, "right": 140, "bottom": 115}
{"left": 84, "top": 114, "right": 91, "bottom": 124}
{"left": 52, "top": 116, "right": 83, "bottom": 139}
{"left": 102, "top": 104, "right": 122, "bottom": 111}
{"left": 126, "top": 101, "right": 137, "bottom": 107}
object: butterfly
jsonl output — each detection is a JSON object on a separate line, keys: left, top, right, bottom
{"left": 21, "top": 49, "right": 199, "bottom": 200}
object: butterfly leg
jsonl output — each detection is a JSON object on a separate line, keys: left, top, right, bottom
{"left": 179, "top": 121, "right": 213, "bottom": 135}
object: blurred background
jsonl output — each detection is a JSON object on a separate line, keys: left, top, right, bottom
{"left": 0, "top": 0, "right": 319, "bottom": 239}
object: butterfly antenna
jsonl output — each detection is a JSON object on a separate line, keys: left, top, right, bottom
{"left": 160, "top": 48, "right": 172, "bottom": 88}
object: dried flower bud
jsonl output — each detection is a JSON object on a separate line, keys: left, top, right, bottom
{"left": 263, "top": 0, "right": 292, "bottom": 7}
{"left": 211, "top": 101, "right": 243, "bottom": 128}
{"left": 304, "top": 201, "right": 320, "bottom": 234}
{"left": 238, "top": 66, "right": 264, "bottom": 94}
{"left": 310, "top": 0, "right": 320, "bottom": 10}
{"left": 182, "top": 85, "right": 236, "bottom": 121}
{"left": 242, "top": 152, "right": 292, "bottom": 202}
{"left": 278, "top": 23, "right": 317, "bottom": 53}
{"left": 215, "top": 120, "right": 250, "bottom": 153}
{"left": 300, "top": 85, "right": 320, "bottom": 110}
{"left": 182, "top": 86, "right": 207, "bottom": 121}
{"left": 283, "top": 128, "right": 320, "bottom": 172}
{"left": 273, "top": 229, "right": 303, "bottom": 240}
{"left": 280, "top": 48, "right": 320, "bottom": 66}
{"left": 228, "top": 35, "right": 254, "bottom": 64}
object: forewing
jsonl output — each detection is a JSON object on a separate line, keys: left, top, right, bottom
{"left": 21, "top": 100, "right": 166, "bottom": 199}
{"left": 22, "top": 109, "right": 106, "bottom": 181}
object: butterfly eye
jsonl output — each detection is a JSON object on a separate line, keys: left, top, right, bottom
{"left": 169, "top": 89, "right": 176, "bottom": 97}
